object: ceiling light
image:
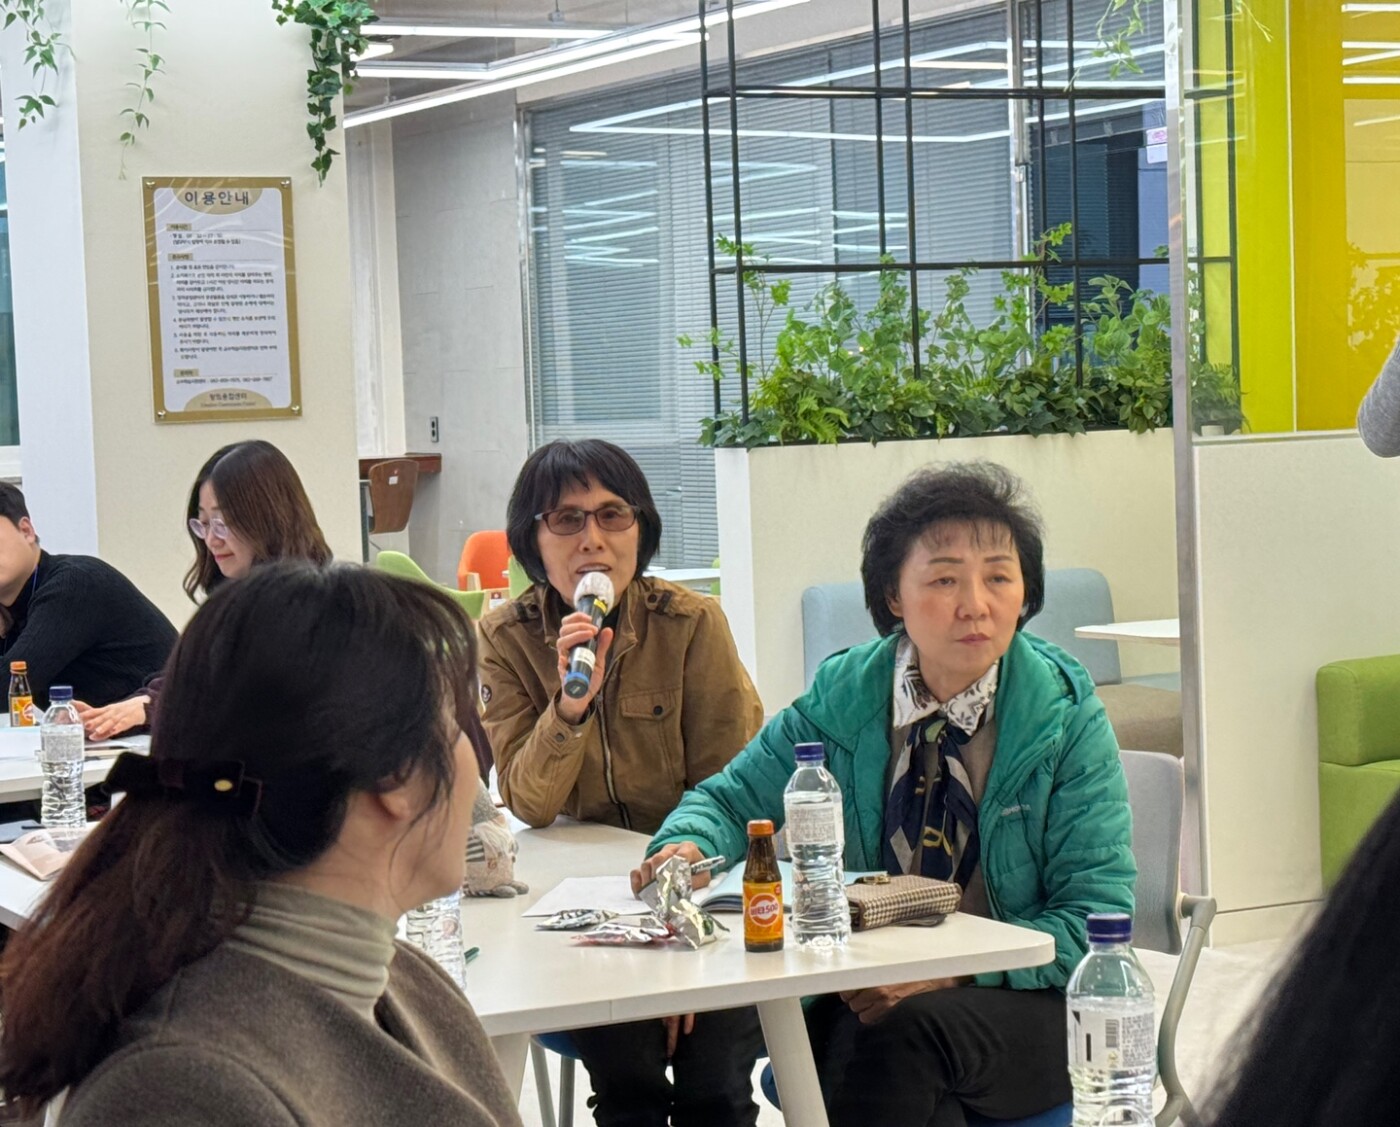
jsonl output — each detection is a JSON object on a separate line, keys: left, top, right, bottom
{"left": 348, "top": 0, "right": 812, "bottom": 126}
{"left": 348, "top": 37, "right": 700, "bottom": 126}
{"left": 369, "top": 22, "right": 611, "bottom": 40}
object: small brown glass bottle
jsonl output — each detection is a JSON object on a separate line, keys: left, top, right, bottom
{"left": 743, "top": 819, "right": 784, "bottom": 952}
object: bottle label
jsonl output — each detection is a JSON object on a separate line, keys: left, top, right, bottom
{"left": 1068, "top": 1006, "right": 1156, "bottom": 1071}
{"left": 784, "top": 800, "right": 843, "bottom": 848}
{"left": 744, "top": 881, "right": 783, "bottom": 945}
{"left": 9, "top": 696, "right": 34, "bottom": 727}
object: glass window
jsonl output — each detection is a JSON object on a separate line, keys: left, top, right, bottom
{"left": 525, "top": 4, "right": 1166, "bottom": 566}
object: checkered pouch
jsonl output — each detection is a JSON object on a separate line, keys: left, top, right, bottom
{"left": 845, "top": 874, "right": 962, "bottom": 930}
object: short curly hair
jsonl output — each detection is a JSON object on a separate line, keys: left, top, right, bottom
{"left": 861, "top": 462, "right": 1046, "bottom": 636}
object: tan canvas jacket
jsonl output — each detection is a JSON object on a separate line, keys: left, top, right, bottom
{"left": 478, "top": 576, "right": 763, "bottom": 835}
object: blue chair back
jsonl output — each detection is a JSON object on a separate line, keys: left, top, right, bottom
{"left": 1024, "top": 567, "right": 1122, "bottom": 686}
{"left": 801, "top": 581, "right": 877, "bottom": 688}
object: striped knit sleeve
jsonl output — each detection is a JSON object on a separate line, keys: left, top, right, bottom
{"left": 1358, "top": 337, "right": 1400, "bottom": 457}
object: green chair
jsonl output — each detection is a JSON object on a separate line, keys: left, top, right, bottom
{"left": 1317, "top": 654, "right": 1400, "bottom": 886}
{"left": 507, "top": 555, "right": 532, "bottom": 600}
{"left": 376, "top": 550, "right": 488, "bottom": 621}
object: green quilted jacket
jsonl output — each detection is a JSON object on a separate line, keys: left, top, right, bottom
{"left": 650, "top": 629, "right": 1136, "bottom": 990}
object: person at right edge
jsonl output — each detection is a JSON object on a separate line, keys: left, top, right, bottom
{"left": 1358, "top": 337, "right": 1400, "bottom": 457}
{"left": 477, "top": 438, "right": 766, "bottom": 1127}
{"left": 636, "top": 463, "right": 1137, "bottom": 1127}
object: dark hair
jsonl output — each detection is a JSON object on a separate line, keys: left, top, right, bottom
{"left": 0, "top": 482, "right": 28, "bottom": 527}
{"left": 861, "top": 462, "right": 1045, "bottom": 636}
{"left": 0, "top": 563, "right": 485, "bottom": 1113}
{"left": 1200, "top": 791, "right": 1400, "bottom": 1125}
{"left": 505, "top": 439, "right": 662, "bottom": 589}
{"left": 184, "top": 440, "right": 332, "bottom": 601}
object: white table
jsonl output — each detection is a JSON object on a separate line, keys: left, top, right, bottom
{"left": 0, "top": 815, "right": 1053, "bottom": 1126}
{"left": 0, "top": 731, "right": 148, "bottom": 802}
{"left": 1075, "top": 618, "right": 1181, "bottom": 647}
{"left": 464, "top": 820, "right": 1053, "bottom": 1126}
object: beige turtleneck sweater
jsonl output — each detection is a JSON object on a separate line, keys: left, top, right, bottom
{"left": 60, "top": 883, "right": 523, "bottom": 1127}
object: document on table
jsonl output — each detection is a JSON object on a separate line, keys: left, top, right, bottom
{"left": 522, "top": 875, "right": 655, "bottom": 918}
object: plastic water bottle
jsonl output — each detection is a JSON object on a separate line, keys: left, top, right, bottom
{"left": 783, "top": 742, "right": 849, "bottom": 950}
{"left": 39, "top": 686, "right": 86, "bottom": 830}
{"left": 1066, "top": 913, "right": 1157, "bottom": 1126}
{"left": 404, "top": 891, "right": 466, "bottom": 990}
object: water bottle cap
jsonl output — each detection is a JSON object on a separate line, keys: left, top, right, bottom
{"left": 793, "top": 742, "right": 825, "bottom": 763}
{"left": 1087, "top": 912, "right": 1132, "bottom": 943}
{"left": 49, "top": 686, "right": 74, "bottom": 703}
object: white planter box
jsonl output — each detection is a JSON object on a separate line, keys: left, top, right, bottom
{"left": 716, "top": 429, "right": 1179, "bottom": 711}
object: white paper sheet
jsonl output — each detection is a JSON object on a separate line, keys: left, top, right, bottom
{"left": 521, "top": 875, "right": 656, "bottom": 918}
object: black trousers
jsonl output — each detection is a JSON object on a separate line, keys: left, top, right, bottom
{"left": 569, "top": 1005, "right": 765, "bottom": 1127}
{"left": 805, "top": 986, "right": 1071, "bottom": 1127}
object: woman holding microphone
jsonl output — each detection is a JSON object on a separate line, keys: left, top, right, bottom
{"left": 479, "top": 438, "right": 765, "bottom": 1127}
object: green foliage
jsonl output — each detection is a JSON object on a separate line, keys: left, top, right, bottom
{"left": 271, "top": 0, "right": 378, "bottom": 182}
{"left": 1186, "top": 271, "right": 1246, "bottom": 433}
{"left": 1, "top": 0, "right": 61, "bottom": 129}
{"left": 0, "top": 0, "right": 374, "bottom": 181}
{"left": 1083, "top": 274, "right": 1173, "bottom": 433}
{"left": 118, "top": 0, "right": 168, "bottom": 172}
{"left": 687, "top": 227, "right": 1247, "bottom": 449}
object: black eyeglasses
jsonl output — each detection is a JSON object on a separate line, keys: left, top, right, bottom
{"left": 534, "top": 504, "right": 640, "bottom": 536}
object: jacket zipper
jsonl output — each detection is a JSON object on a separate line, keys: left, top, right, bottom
{"left": 596, "top": 655, "right": 631, "bottom": 830}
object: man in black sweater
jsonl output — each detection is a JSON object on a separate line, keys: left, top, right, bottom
{"left": 0, "top": 484, "right": 177, "bottom": 710}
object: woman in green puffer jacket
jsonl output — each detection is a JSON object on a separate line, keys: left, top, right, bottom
{"left": 636, "top": 462, "right": 1136, "bottom": 1127}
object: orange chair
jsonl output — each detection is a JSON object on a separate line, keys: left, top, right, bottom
{"left": 458, "top": 529, "right": 511, "bottom": 593}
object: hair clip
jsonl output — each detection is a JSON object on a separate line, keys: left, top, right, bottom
{"left": 105, "top": 753, "right": 263, "bottom": 816}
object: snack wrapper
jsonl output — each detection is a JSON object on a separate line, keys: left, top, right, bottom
{"left": 572, "top": 917, "right": 673, "bottom": 947}
{"left": 637, "top": 854, "right": 722, "bottom": 949}
{"left": 535, "top": 908, "right": 618, "bottom": 931}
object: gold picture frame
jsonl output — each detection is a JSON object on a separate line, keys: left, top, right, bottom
{"left": 143, "top": 177, "right": 302, "bottom": 423}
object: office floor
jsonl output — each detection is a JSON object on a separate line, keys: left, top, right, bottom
{"left": 514, "top": 939, "right": 1289, "bottom": 1126}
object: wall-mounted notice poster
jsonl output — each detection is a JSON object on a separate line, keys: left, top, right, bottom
{"left": 143, "top": 177, "right": 301, "bottom": 423}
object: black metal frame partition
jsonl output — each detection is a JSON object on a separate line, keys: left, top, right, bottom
{"left": 698, "top": 0, "right": 1171, "bottom": 425}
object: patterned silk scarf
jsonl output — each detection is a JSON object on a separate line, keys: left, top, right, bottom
{"left": 882, "top": 718, "right": 981, "bottom": 886}
{"left": 882, "top": 638, "right": 996, "bottom": 887}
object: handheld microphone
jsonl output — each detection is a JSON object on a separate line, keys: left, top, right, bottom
{"left": 563, "top": 572, "right": 615, "bottom": 700}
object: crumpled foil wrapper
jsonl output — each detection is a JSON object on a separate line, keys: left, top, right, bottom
{"left": 536, "top": 908, "right": 618, "bottom": 931}
{"left": 571, "top": 916, "right": 674, "bottom": 946}
{"left": 637, "top": 854, "right": 723, "bottom": 949}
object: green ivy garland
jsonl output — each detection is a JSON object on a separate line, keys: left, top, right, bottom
{"left": 271, "top": 0, "right": 378, "bottom": 183}
{"left": 0, "top": 0, "right": 376, "bottom": 180}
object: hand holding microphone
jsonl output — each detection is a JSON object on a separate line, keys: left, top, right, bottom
{"left": 556, "top": 572, "right": 615, "bottom": 723}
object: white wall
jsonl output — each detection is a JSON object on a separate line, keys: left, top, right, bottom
{"left": 718, "top": 430, "right": 1179, "bottom": 711}
{"left": 1, "top": 1, "right": 362, "bottom": 627}
{"left": 390, "top": 93, "right": 530, "bottom": 586}
{"left": 1193, "top": 435, "right": 1400, "bottom": 943}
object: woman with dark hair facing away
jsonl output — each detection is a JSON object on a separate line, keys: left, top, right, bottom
{"left": 478, "top": 438, "right": 766, "bottom": 1126}
{"left": 635, "top": 462, "right": 1136, "bottom": 1127}
{"left": 1200, "top": 787, "right": 1400, "bottom": 1126}
{"left": 76, "top": 439, "right": 332, "bottom": 741}
{"left": 0, "top": 563, "right": 522, "bottom": 1127}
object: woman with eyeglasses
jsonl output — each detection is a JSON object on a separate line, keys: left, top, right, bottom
{"left": 75, "top": 441, "right": 331, "bottom": 741}
{"left": 479, "top": 438, "right": 766, "bottom": 1127}
{"left": 0, "top": 564, "right": 522, "bottom": 1127}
